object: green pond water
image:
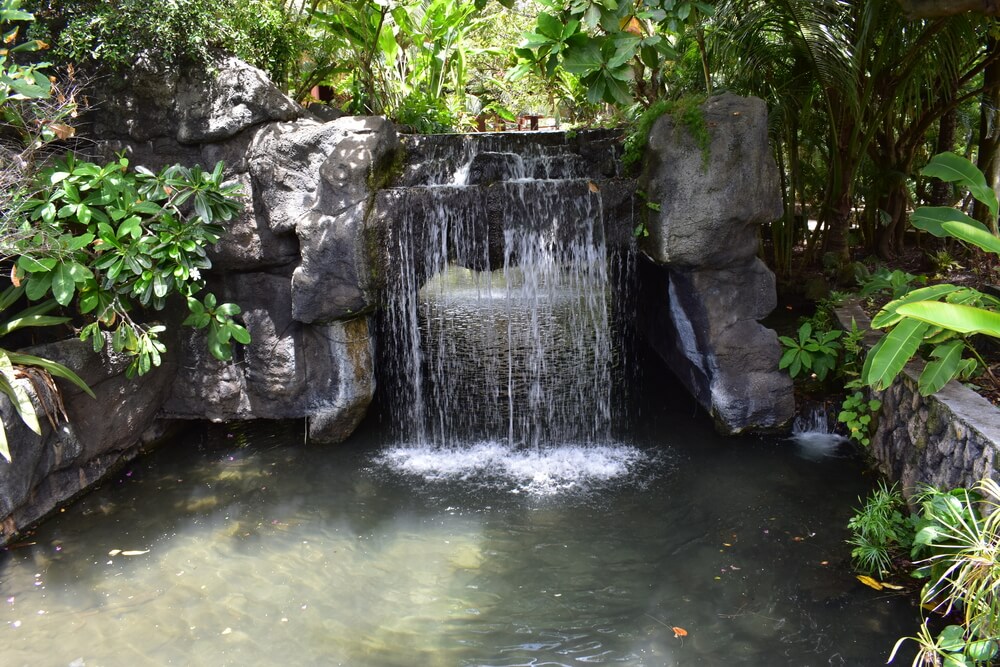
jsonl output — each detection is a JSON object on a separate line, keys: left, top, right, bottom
{"left": 0, "top": 392, "right": 917, "bottom": 666}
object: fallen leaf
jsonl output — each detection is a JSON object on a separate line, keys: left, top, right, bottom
{"left": 588, "top": 181, "right": 599, "bottom": 193}
{"left": 121, "top": 550, "right": 149, "bottom": 556}
{"left": 880, "top": 582, "right": 904, "bottom": 591}
{"left": 108, "top": 549, "right": 121, "bottom": 556}
{"left": 672, "top": 626, "right": 688, "bottom": 638}
{"left": 10, "top": 266, "right": 20, "bottom": 287}
{"left": 50, "top": 123, "right": 75, "bottom": 140}
{"left": 856, "top": 575, "right": 883, "bottom": 591}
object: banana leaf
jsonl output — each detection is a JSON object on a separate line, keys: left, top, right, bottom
{"left": 895, "top": 301, "right": 1000, "bottom": 338}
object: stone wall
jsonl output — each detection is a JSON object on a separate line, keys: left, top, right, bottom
{"left": 836, "top": 303, "right": 1000, "bottom": 495}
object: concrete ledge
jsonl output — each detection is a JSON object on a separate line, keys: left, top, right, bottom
{"left": 835, "top": 302, "right": 1000, "bottom": 495}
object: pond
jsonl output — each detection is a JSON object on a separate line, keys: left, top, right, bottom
{"left": 0, "top": 377, "right": 917, "bottom": 666}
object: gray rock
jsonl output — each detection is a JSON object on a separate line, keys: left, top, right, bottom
{"left": 638, "top": 94, "right": 793, "bottom": 433}
{"left": 640, "top": 94, "right": 782, "bottom": 268}
{"left": 0, "top": 338, "right": 175, "bottom": 542}
{"left": 175, "top": 56, "right": 302, "bottom": 144}
{"left": 640, "top": 258, "right": 794, "bottom": 433}
{"left": 87, "top": 55, "right": 303, "bottom": 145}
{"left": 162, "top": 271, "right": 375, "bottom": 441}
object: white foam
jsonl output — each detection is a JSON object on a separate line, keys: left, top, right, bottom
{"left": 790, "top": 407, "right": 848, "bottom": 460}
{"left": 374, "top": 441, "right": 651, "bottom": 496}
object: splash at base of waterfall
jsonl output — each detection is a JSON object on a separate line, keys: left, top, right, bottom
{"left": 374, "top": 441, "right": 657, "bottom": 496}
{"left": 790, "top": 406, "right": 848, "bottom": 460}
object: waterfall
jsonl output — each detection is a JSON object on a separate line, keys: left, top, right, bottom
{"left": 376, "top": 132, "right": 630, "bottom": 451}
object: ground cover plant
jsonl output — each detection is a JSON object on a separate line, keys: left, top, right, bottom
{"left": 847, "top": 479, "right": 1000, "bottom": 666}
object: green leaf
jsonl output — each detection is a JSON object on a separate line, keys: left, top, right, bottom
{"left": 862, "top": 318, "right": 929, "bottom": 390}
{"left": 562, "top": 40, "right": 603, "bottom": 76}
{"left": 938, "top": 625, "right": 966, "bottom": 653}
{"left": 872, "top": 284, "right": 963, "bottom": 329}
{"left": 922, "top": 152, "right": 998, "bottom": 217}
{"left": 216, "top": 303, "right": 241, "bottom": 317}
{"left": 941, "top": 219, "right": 1000, "bottom": 255}
{"left": 6, "top": 352, "right": 95, "bottom": 398}
{"left": 229, "top": 324, "right": 251, "bottom": 345}
{"left": 17, "top": 255, "right": 56, "bottom": 273}
{"left": 51, "top": 263, "right": 76, "bottom": 306}
{"left": 965, "top": 639, "right": 998, "bottom": 661}
{"left": 918, "top": 340, "right": 965, "bottom": 396}
{"left": 911, "top": 206, "right": 989, "bottom": 238}
{"left": 536, "top": 11, "right": 564, "bottom": 39}
{"left": 896, "top": 301, "right": 1000, "bottom": 338}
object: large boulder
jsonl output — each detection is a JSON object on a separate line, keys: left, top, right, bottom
{"left": 87, "top": 55, "right": 303, "bottom": 145}
{"left": 161, "top": 271, "right": 375, "bottom": 444}
{"left": 639, "top": 94, "right": 794, "bottom": 433}
{"left": 641, "top": 94, "right": 783, "bottom": 268}
{"left": 0, "top": 339, "right": 176, "bottom": 542}
{"left": 250, "top": 116, "right": 402, "bottom": 323}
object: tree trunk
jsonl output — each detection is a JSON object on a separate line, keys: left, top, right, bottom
{"left": 975, "top": 39, "right": 1000, "bottom": 234}
{"left": 897, "top": 0, "right": 1000, "bottom": 18}
{"left": 931, "top": 108, "right": 959, "bottom": 206}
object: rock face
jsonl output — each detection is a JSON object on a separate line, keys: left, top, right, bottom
{"left": 0, "top": 64, "right": 794, "bottom": 544}
{"left": 638, "top": 93, "right": 794, "bottom": 433}
{"left": 0, "top": 56, "right": 391, "bottom": 543}
{"left": 0, "top": 338, "right": 175, "bottom": 543}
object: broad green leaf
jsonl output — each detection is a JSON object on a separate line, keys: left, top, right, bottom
{"left": 918, "top": 340, "right": 965, "bottom": 396}
{"left": 216, "top": 303, "right": 241, "bottom": 317}
{"left": 24, "top": 271, "right": 52, "bottom": 301}
{"left": 938, "top": 625, "right": 966, "bottom": 653}
{"left": 562, "top": 40, "right": 603, "bottom": 76}
{"left": 872, "top": 284, "right": 963, "bottom": 329}
{"left": 896, "top": 301, "right": 1000, "bottom": 338}
{"left": 229, "top": 324, "right": 251, "bottom": 345}
{"left": 911, "top": 206, "right": 988, "bottom": 238}
{"left": 863, "top": 318, "right": 929, "bottom": 390}
{"left": 965, "top": 639, "right": 998, "bottom": 661}
{"left": 17, "top": 255, "right": 56, "bottom": 273}
{"left": 536, "top": 12, "right": 564, "bottom": 39}
{"left": 51, "top": 262, "right": 75, "bottom": 306}
{"left": 941, "top": 219, "right": 1000, "bottom": 255}
{"left": 922, "top": 152, "right": 998, "bottom": 217}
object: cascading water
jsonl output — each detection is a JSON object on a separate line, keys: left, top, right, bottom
{"left": 374, "top": 132, "right": 639, "bottom": 492}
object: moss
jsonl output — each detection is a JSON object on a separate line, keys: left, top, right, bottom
{"left": 622, "top": 93, "right": 710, "bottom": 170}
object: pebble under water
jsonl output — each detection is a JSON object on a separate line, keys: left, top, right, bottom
{"left": 0, "top": 386, "right": 918, "bottom": 667}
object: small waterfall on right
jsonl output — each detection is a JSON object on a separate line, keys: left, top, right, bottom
{"left": 791, "top": 404, "right": 847, "bottom": 460}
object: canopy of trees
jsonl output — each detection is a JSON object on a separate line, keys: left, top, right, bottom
{"left": 9, "top": 0, "right": 1000, "bottom": 281}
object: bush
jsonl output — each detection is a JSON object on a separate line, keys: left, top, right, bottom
{"left": 27, "top": 0, "right": 297, "bottom": 83}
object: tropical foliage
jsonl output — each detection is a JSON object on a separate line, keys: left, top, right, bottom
{"left": 888, "top": 479, "right": 1000, "bottom": 666}
{"left": 862, "top": 153, "right": 1000, "bottom": 396}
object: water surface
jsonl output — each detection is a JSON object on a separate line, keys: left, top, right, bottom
{"left": 0, "top": 395, "right": 917, "bottom": 666}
